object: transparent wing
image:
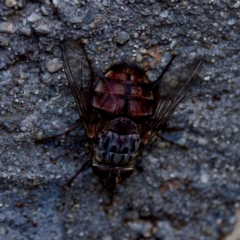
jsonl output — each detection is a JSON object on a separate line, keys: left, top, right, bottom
{"left": 145, "top": 60, "right": 203, "bottom": 138}
{"left": 63, "top": 40, "right": 93, "bottom": 122}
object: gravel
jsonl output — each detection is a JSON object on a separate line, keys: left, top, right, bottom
{"left": 0, "top": 1, "right": 240, "bottom": 240}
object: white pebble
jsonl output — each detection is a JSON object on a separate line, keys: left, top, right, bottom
{"left": 5, "top": 0, "right": 17, "bottom": 8}
{"left": 47, "top": 58, "right": 63, "bottom": 73}
{"left": 0, "top": 22, "right": 16, "bottom": 34}
{"left": 201, "top": 173, "right": 210, "bottom": 183}
{"left": 27, "top": 13, "right": 42, "bottom": 22}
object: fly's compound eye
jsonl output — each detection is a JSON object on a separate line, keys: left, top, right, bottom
{"left": 92, "top": 165, "right": 133, "bottom": 183}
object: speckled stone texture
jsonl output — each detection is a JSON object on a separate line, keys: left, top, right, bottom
{"left": 0, "top": 0, "right": 240, "bottom": 239}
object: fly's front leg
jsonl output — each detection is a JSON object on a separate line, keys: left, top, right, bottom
{"left": 35, "top": 119, "right": 82, "bottom": 143}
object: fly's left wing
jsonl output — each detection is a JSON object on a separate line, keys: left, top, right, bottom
{"left": 63, "top": 40, "right": 118, "bottom": 139}
{"left": 63, "top": 40, "right": 93, "bottom": 123}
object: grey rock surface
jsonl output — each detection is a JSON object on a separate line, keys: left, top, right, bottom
{"left": 0, "top": 1, "right": 240, "bottom": 240}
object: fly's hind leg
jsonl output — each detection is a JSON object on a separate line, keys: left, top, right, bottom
{"left": 35, "top": 119, "right": 82, "bottom": 143}
{"left": 62, "top": 151, "right": 93, "bottom": 191}
{"left": 35, "top": 117, "right": 90, "bottom": 190}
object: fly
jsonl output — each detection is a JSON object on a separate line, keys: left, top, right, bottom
{"left": 43, "top": 40, "right": 203, "bottom": 187}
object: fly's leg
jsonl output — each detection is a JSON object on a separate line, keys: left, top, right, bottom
{"left": 35, "top": 119, "right": 82, "bottom": 143}
{"left": 157, "top": 132, "right": 189, "bottom": 150}
{"left": 62, "top": 150, "right": 93, "bottom": 191}
{"left": 35, "top": 118, "right": 89, "bottom": 190}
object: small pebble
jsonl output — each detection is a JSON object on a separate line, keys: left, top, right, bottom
{"left": 140, "top": 48, "right": 148, "bottom": 54}
{"left": 201, "top": 173, "right": 210, "bottom": 183}
{"left": 233, "top": 1, "right": 240, "bottom": 8}
{"left": 5, "top": 0, "right": 17, "bottom": 7}
{"left": 115, "top": 31, "right": 130, "bottom": 44}
{"left": 160, "top": 10, "right": 168, "bottom": 18}
{"left": 40, "top": 6, "right": 49, "bottom": 16}
{"left": 204, "top": 76, "right": 210, "bottom": 81}
{"left": 17, "top": 0, "right": 26, "bottom": 8}
{"left": 197, "top": 137, "right": 208, "bottom": 145}
{"left": 141, "top": 9, "right": 151, "bottom": 16}
{"left": 170, "top": 40, "right": 177, "bottom": 50}
{"left": 157, "top": 141, "right": 167, "bottom": 150}
{"left": 69, "top": 17, "right": 82, "bottom": 24}
{"left": 0, "top": 36, "right": 10, "bottom": 46}
{"left": 128, "top": 221, "right": 153, "bottom": 238}
{"left": 52, "top": 0, "right": 58, "bottom": 7}
{"left": 20, "top": 27, "right": 32, "bottom": 37}
{"left": 35, "top": 132, "right": 44, "bottom": 141}
{"left": 46, "top": 58, "right": 62, "bottom": 73}
{"left": 34, "top": 24, "right": 51, "bottom": 35}
{"left": 136, "top": 54, "right": 143, "bottom": 62}
{"left": 228, "top": 18, "right": 237, "bottom": 25}
{"left": 102, "top": 0, "right": 110, "bottom": 7}
{"left": 0, "top": 22, "right": 16, "bottom": 34}
{"left": 27, "top": 13, "right": 42, "bottom": 22}
{"left": 102, "top": 235, "right": 113, "bottom": 240}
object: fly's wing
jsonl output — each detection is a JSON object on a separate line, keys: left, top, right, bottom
{"left": 143, "top": 60, "right": 203, "bottom": 142}
{"left": 63, "top": 40, "right": 118, "bottom": 138}
{"left": 63, "top": 40, "right": 93, "bottom": 122}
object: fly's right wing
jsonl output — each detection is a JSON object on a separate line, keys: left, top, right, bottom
{"left": 141, "top": 59, "right": 203, "bottom": 145}
{"left": 153, "top": 60, "right": 203, "bottom": 129}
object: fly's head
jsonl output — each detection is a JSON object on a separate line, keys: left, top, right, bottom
{"left": 92, "top": 164, "right": 133, "bottom": 185}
